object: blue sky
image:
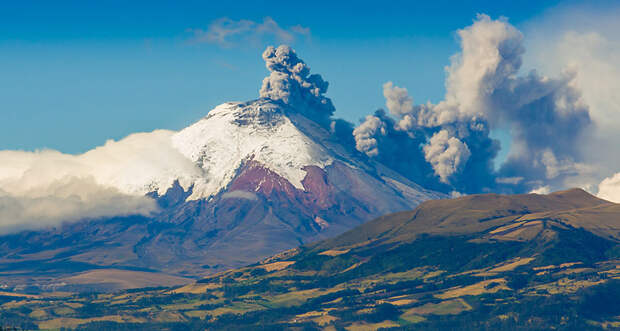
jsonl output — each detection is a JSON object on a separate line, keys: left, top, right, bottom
{"left": 0, "top": 0, "right": 597, "bottom": 154}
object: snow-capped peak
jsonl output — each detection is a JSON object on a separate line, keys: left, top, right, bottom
{"left": 171, "top": 100, "right": 334, "bottom": 200}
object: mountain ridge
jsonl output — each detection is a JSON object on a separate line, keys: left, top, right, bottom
{"left": 311, "top": 188, "right": 616, "bottom": 252}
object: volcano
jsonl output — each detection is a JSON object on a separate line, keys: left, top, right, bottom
{"left": 0, "top": 46, "right": 441, "bottom": 291}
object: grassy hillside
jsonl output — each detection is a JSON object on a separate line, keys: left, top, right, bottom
{"left": 1, "top": 189, "right": 619, "bottom": 330}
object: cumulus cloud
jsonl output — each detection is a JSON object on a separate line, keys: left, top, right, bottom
{"left": 529, "top": 186, "right": 551, "bottom": 195}
{"left": 188, "top": 17, "right": 310, "bottom": 48}
{"left": 260, "top": 45, "right": 335, "bottom": 125}
{"left": 0, "top": 130, "right": 204, "bottom": 234}
{"left": 598, "top": 173, "right": 620, "bottom": 203}
{"left": 353, "top": 14, "right": 594, "bottom": 194}
{"left": 0, "top": 178, "right": 157, "bottom": 235}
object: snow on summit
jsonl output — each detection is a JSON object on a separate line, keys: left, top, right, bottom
{"left": 172, "top": 100, "right": 334, "bottom": 200}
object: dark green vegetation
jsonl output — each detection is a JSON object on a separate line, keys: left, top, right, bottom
{"left": 1, "top": 189, "right": 619, "bottom": 330}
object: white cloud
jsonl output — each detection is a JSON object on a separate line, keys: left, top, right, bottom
{"left": 598, "top": 173, "right": 620, "bottom": 203}
{"left": 188, "top": 17, "right": 310, "bottom": 47}
{"left": 0, "top": 177, "right": 157, "bottom": 235}
{"left": 530, "top": 186, "right": 551, "bottom": 195}
{"left": 0, "top": 130, "right": 204, "bottom": 234}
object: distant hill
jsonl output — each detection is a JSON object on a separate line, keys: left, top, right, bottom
{"left": 2, "top": 189, "right": 619, "bottom": 330}
{"left": 313, "top": 188, "right": 617, "bottom": 250}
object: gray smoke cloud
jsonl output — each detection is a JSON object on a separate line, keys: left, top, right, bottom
{"left": 523, "top": 4, "right": 620, "bottom": 201}
{"left": 493, "top": 70, "right": 591, "bottom": 191}
{"left": 353, "top": 114, "right": 388, "bottom": 157}
{"left": 423, "top": 130, "right": 471, "bottom": 184}
{"left": 354, "top": 14, "right": 592, "bottom": 194}
{"left": 383, "top": 82, "right": 414, "bottom": 117}
{"left": 260, "top": 45, "right": 335, "bottom": 126}
{"left": 353, "top": 110, "right": 448, "bottom": 192}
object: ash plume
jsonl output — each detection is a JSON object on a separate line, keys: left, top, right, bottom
{"left": 260, "top": 45, "right": 335, "bottom": 126}
{"left": 354, "top": 14, "right": 593, "bottom": 194}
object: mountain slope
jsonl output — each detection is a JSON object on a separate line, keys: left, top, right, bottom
{"left": 3, "top": 189, "right": 619, "bottom": 330}
{"left": 313, "top": 188, "right": 614, "bottom": 250}
{"left": 170, "top": 100, "right": 334, "bottom": 201}
{"left": 0, "top": 100, "right": 439, "bottom": 290}
{"left": 0, "top": 48, "right": 441, "bottom": 291}
{"left": 126, "top": 98, "right": 441, "bottom": 274}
